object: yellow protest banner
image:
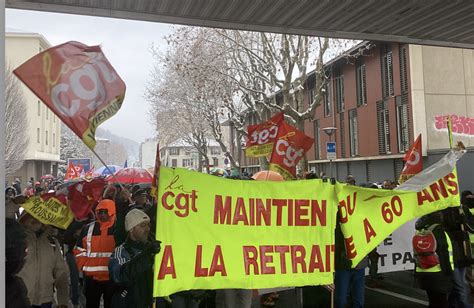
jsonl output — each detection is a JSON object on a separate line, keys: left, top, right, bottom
{"left": 22, "top": 193, "right": 74, "bottom": 229}
{"left": 335, "top": 171, "right": 460, "bottom": 266}
{"left": 153, "top": 167, "right": 337, "bottom": 297}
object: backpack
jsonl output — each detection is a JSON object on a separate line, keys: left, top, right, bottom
{"left": 412, "top": 224, "right": 440, "bottom": 269}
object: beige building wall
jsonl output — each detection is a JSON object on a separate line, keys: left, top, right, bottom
{"left": 409, "top": 45, "right": 474, "bottom": 151}
{"left": 5, "top": 30, "right": 61, "bottom": 182}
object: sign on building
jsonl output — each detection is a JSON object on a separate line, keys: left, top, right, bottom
{"left": 326, "top": 142, "right": 336, "bottom": 160}
{"left": 67, "top": 158, "right": 92, "bottom": 172}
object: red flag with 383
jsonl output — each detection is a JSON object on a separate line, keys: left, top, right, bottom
{"left": 399, "top": 134, "right": 423, "bottom": 183}
{"left": 13, "top": 41, "right": 126, "bottom": 150}
{"left": 269, "top": 121, "right": 314, "bottom": 180}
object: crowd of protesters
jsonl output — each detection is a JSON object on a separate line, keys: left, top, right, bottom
{"left": 5, "top": 171, "right": 474, "bottom": 308}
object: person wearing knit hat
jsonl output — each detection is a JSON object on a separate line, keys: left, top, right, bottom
{"left": 109, "top": 209, "right": 161, "bottom": 308}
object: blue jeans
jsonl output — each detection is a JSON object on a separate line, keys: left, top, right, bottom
{"left": 449, "top": 267, "right": 472, "bottom": 308}
{"left": 335, "top": 268, "right": 365, "bottom": 308}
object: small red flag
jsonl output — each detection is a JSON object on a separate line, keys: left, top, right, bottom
{"left": 269, "top": 121, "right": 314, "bottom": 180}
{"left": 246, "top": 112, "right": 284, "bottom": 157}
{"left": 13, "top": 41, "right": 126, "bottom": 150}
{"left": 65, "top": 163, "right": 83, "bottom": 181}
{"left": 399, "top": 134, "right": 423, "bottom": 183}
{"left": 68, "top": 178, "right": 106, "bottom": 220}
{"left": 151, "top": 143, "right": 161, "bottom": 197}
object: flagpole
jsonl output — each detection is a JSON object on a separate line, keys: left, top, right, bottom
{"left": 90, "top": 148, "right": 125, "bottom": 189}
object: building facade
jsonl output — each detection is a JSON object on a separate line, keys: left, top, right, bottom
{"left": 232, "top": 41, "right": 474, "bottom": 189}
{"left": 139, "top": 139, "right": 158, "bottom": 169}
{"left": 160, "top": 139, "right": 227, "bottom": 170}
{"left": 6, "top": 29, "right": 61, "bottom": 183}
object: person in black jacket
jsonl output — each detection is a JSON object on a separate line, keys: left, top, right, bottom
{"left": 6, "top": 218, "right": 31, "bottom": 308}
{"left": 415, "top": 211, "right": 454, "bottom": 308}
{"left": 442, "top": 203, "right": 473, "bottom": 307}
{"left": 109, "top": 209, "right": 161, "bottom": 308}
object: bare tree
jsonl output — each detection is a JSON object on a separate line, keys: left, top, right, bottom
{"left": 5, "top": 68, "right": 29, "bottom": 176}
{"left": 148, "top": 26, "right": 356, "bottom": 171}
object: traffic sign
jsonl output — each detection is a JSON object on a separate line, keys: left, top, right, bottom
{"left": 326, "top": 142, "right": 336, "bottom": 160}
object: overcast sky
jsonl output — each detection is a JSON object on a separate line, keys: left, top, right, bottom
{"left": 6, "top": 9, "right": 173, "bottom": 143}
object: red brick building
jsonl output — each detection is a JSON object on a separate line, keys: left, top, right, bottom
{"left": 231, "top": 41, "right": 474, "bottom": 187}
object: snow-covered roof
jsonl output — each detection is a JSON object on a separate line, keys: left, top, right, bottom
{"left": 167, "top": 138, "right": 220, "bottom": 148}
{"left": 5, "top": 27, "right": 52, "bottom": 48}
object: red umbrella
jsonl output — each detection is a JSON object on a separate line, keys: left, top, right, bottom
{"left": 40, "top": 174, "right": 55, "bottom": 180}
{"left": 107, "top": 167, "right": 153, "bottom": 184}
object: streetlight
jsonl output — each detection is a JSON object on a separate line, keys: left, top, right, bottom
{"left": 322, "top": 127, "right": 337, "bottom": 178}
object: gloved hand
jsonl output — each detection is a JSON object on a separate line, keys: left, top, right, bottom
{"left": 146, "top": 240, "right": 162, "bottom": 254}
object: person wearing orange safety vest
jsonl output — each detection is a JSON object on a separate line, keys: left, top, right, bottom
{"left": 414, "top": 211, "right": 454, "bottom": 308}
{"left": 74, "top": 199, "right": 117, "bottom": 308}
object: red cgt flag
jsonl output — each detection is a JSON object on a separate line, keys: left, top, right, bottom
{"left": 269, "top": 121, "right": 314, "bottom": 180}
{"left": 65, "top": 163, "right": 83, "bottom": 181}
{"left": 245, "top": 112, "right": 284, "bottom": 157}
{"left": 13, "top": 41, "right": 126, "bottom": 150}
{"left": 399, "top": 134, "right": 423, "bottom": 183}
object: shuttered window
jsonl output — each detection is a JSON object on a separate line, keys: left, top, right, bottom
{"left": 335, "top": 74, "right": 344, "bottom": 113}
{"left": 377, "top": 100, "right": 390, "bottom": 154}
{"left": 313, "top": 120, "right": 321, "bottom": 159}
{"left": 324, "top": 81, "right": 332, "bottom": 117}
{"left": 396, "top": 94, "right": 410, "bottom": 152}
{"left": 339, "top": 113, "right": 346, "bottom": 158}
{"left": 399, "top": 47, "right": 408, "bottom": 94}
{"left": 356, "top": 61, "right": 367, "bottom": 106}
{"left": 309, "top": 87, "right": 315, "bottom": 106}
{"left": 381, "top": 45, "right": 394, "bottom": 98}
{"left": 349, "top": 109, "right": 359, "bottom": 156}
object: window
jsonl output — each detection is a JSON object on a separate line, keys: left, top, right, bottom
{"left": 53, "top": 114, "right": 56, "bottom": 122}
{"left": 309, "top": 87, "right": 315, "bottom": 106}
{"left": 45, "top": 130, "right": 48, "bottom": 145}
{"left": 171, "top": 159, "right": 177, "bottom": 167}
{"left": 37, "top": 101, "right": 41, "bottom": 116}
{"left": 349, "top": 109, "right": 359, "bottom": 156}
{"left": 399, "top": 47, "right": 409, "bottom": 94}
{"left": 37, "top": 128, "right": 40, "bottom": 143}
{"left": 324, "top": 82, "right": 332, "bottom": 117}
{"left": 396, "top": 95, "right": 410, "bottom": 152}
{"left": 53, "top": 133, "right": 56, "bottom": 147}
{"left": 182, "top": 159, "right": 193, "bottom": 167}
{"left": 313, "top": 120, "right": 321, "bottom": 159}
{"left": 381, "top": 45, "right": 394, "bottom": 98}
{"left": 211, "top": 147, "right": 220, "bottom": 155}
{"left": 356, "top": 60, "right": 367, "bottom": 106}
{"left": 213, "top": 157, "right": 219, "bottom": 166}
{"left": 335, "top": 74, "right": 344, "bottom": 113}
{"left": 339, "top": 113, "right": 346, "bottom": 158}
{"left": 169, "top": 148, "right": 179, "bottom": 156}
{"left": 377, "top": 100, "right": 391, "bottom": 154}
{"left": 46, "top": 108, "right": 49, "bottom": 120}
